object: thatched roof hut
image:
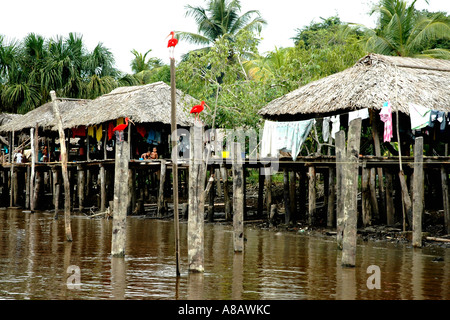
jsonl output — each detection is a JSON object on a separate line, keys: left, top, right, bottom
{"left": 59, "top": 81, "right": 196, "bottom": 129}
{"left": 258, "top": 53, "right": 450, "bottom": 121}
{"left": 0, "top": 81, "right": 197, "bottom": 134}
{"left": 0, "top": 100, "right": 90, "bottom": 133}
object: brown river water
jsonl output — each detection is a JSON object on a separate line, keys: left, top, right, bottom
{"left": 0, "top": 208, "right": 448, "bottom": 300}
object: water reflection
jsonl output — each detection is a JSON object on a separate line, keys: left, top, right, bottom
{"left": 0, "top": 209, "right": 449, "bottom": 300}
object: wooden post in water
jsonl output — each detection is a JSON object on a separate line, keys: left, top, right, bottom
{"left": 157, "top": 160, "right": 167, "bottom": 217}
{"left": 361, "top": 165, "right": 371, "bottom": 227}
{"left": 283, "top": 168, "right": 291, "bottom": 225}
{"left": 221, "top": 164, "right": 232, "bottom": 221}
{"left": 77, "top": 165, "right": 85, "bottom": 212}
{"left": 308, "top": 165, "right": 316, "bottom": 226}
{"left": 412, "top": 137, "right": 424, "bottom": 248}
{"left": 170, "top": 57, "right": 181, "bottom": 276}
{"left": 9, "top": 131, "right": 14, "bottom": 207}
{"left": 232, "top": 142, "right": 244, "bottom": 253}
{"left": 50, "top": 91, "right": 72, "bottom": 242}
{"left": 111, "top": 131, "right": 130, "bottom": 257}
{"left": 385, "top": 169, "right": 395, "bottom": 226}
{"left": 335, "top": 130, "right": 345, "bottom": 249}
{"left": 341, "top": 118, "right": 362, "bottom": 267}
{"left": 30, "top": 127, "right": 36, "bottom": 212}
{"left": 188, "top": 123, "right": 205, "bottom": 272}
{"left": 442, "top": 166, "right": 450, "bottom": 235}
{"left": 327, "top": 165, "right": 336, "bottom": 228}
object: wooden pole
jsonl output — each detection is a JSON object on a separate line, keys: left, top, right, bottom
{"left": 369, "top": 167, "right": 380, "bottom": 222}
{"left": 257, "top": 167, "right": 265, "bottom": 218}
{"left": 327, "top": 165, "right": 336, "bottom": 228}
{"left": 232, "top": 142, "right": 244, "bottom": 253}
{"left": 188, "top": 123, "right": 205, "bottom": 272}
{"left": 335, "top": 130, "right": 345, "bottom": 249}
{"left": 111, "top": 132, "right": 130, "bottom": 257}
{"left": 341, "top": 118, "right": 362, "bottom": 267}
{"left": 99, "top": 164, "right": 106, "bottom": 212}
{"left": 221, "top": 164, "right": 232, "bottom": 221}
{"left": 361, "top": 166, "right": 371, "bottom": 227}
{"left": 50, "top": 91, "right": 72, "bottom": 242}
{"left": 170, "top": 58, "right": 181, "bottom": 276}
{"left": 412, "top": 137, "right": 424, "bottom": 248}
{"left": 283, "top": 168, "right": 291, "bottom": 225}
{"left": 308, "top": 165, "right": 316, "bottom": 226}
{"left": 442, "top": 166, "right": 450, "bottom": 235}
{"left": 77, "top": 165, "right": 85, "bottom": 212}
{"left": 9, "top": 131, "right": 14, "bottom": 207}
{"left": 30, "top": 127, "right": 36, "bottom": 212}
{"left": 157, "top": 160, "right": 167, "bottom": 217}
{"left": 385, "top": 170, "right": 395, "bottom": 226}
{"left": 289, "top": 170, "right": 296, "bottom": 223}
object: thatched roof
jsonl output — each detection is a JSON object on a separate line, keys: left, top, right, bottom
{"left": 0, "top": 113, "right": 23, "bottom": 126}
{"left": 258, "top": 53, "right": 450, "bottom": 121}
{"left": 0, "top": 82, "right": 198, "bottom": 133}
{"left": 59, "top": 81, "right": 196, "bottom": 129}
{"left": 0, "top": 100, "right": 90, "bottom": 133}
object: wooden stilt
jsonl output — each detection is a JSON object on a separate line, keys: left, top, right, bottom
{"left": 30, "top": 127, "right": 36, "bottom": 212}
{"left": 341, "top": 118, "right": 362, "bottom": 267}
{"left": 9, "top": 131, "right": 15, "bottom": 207}
{"left": 385, "top": 170, "right": 395, "bottom": 226}
{"left": 412, "top": 137, "right": 424, "bottom": 248}
{"left": 232, "top": 142, "right": 244, "bottom": 253}
{"left": 369, "top": 167, "right": 380, "bottom": 222}
{"left": 188, "top": 123, "right": 205, "bottom": 272}
{"left": 283, "top": 168, "right": 291, "bottom": 225}
{"left": 362, "top": 166, "right": 371, "bottom": 227}
{"left": 77, "top": 165, "right": 85, "bottom": 212}
{"left": 99, "top": 164, "right": 106, "bottom": 212}
{"left": 221, "top": 164, "right": 231, "bottom": 221}
{"left": 327, "top": 165, "right": 336, "bottom": 227}
{"left": 289, "top": 170, "right": 296, "bottom": 223}
{"left": 25, "top": 166, "right": 30, "bottom": 209}
{"left": 308, "top": 165, "right": 316, "bottom": 226}
{"left": 157, "top": 160, "right": 167, "bottom": 217}
{"left": 335, "top": 130, "right": 345, "bottom": 249}
{"left": 111, "top": 134, "right": 130, "bottom": 257}
{"left": 257, "top": 167, "right": 265, "bottom": 218}
{"left": 265, "top": 168, "right": 272, "bottom": 220}
{"left": 50, "top": 91, "right": 72, "bottom": 242}
{"left": 207, "top": 170, "right": 215, "bottom": 222}
{"left": 442, "top": 166, "right": 450, "bottom": 235}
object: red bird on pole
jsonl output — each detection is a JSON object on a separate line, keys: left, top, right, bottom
{"left": 113, "top": 117, "right": 135, "bottom": 141}
{"left": 167, "top": 31, "right": 178, "bottom": 59}
{"left": 190, "top": 101, "right": 210, "bottom": 122}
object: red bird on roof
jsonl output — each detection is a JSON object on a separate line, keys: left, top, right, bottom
{"left": 190, "top": 101, "right": 210, "bottom": 122}
{"left": 167, "top": 31, "right": 178, "bottom": 59}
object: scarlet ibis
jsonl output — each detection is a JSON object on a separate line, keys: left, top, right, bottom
{"left": 167, "top": 31, "right": 178, "bottom": 59}
{"left": 190, "top": 101, "right": 210, "bottom": 122}
{"left": 113, "top": 117, "right": 135, "bottom": 141}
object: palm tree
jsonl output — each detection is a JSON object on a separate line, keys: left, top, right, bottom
{"left": 365, "top": 0, "right": 450, "bottom": 57}
{"left": 177, "top": 0, "right": 266, "bottom": 52}
{"left": 130, "top": 49, "right": 162, "bottom": 73}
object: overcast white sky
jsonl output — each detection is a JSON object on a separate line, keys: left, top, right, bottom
{"left": 1, "top": 0, "right": 449, "bottom": 74}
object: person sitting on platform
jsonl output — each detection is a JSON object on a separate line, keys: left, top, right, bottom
{"left": 150, "top": 147, "right": 158, "bottom": 159}
{"left": 141, "top": 150, "right": 151, "bottom": 160}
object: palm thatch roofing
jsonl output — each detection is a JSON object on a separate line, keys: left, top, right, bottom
{"left": 0, "top": 100, "right": 90, "bottom": 133}
{"left": 0, "top": 81, "right": 197, "bottom": 133}
{"left": 59, "top": 81, "right": 196, "bottom": 129}
{"left": 258, "top": 53, "right": 450, "bottom": 121}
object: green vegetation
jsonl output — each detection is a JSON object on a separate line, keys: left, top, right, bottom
{"left": 0, "top": 0, "right": 448, "bottom": 121}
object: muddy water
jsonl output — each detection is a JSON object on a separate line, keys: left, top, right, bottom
{"left": 0, "top": 208, "right": 448, "bottom": 300}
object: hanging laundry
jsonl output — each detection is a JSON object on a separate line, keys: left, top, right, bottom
{"left": 87, "top": 126, "right": 94, "bottom": 137}
{"left": 348, "top": 108, "right": 369, "bottom": 124}
{"left": 108, "top": 122, "right": 115, "bottom": 140}
{"left": 96, "top": 124, "right": 103, "bottom": 142}
{"left": 330, "top": 115, "right": 340, "bottom": 140}
{"left": 409, "top": 103, "right": 431, "bottom": 130}
{"left": 136, "top": 125, "right": 146, "bottom": 138}
{"left": 71, "top": 126, "right": 86, "bottom": 138}
{"left": 380, "top": 101, "right": 393, "bottom": 142}
{"left": 322, "top": 117, "right": 331, "bottom": 143}
{"left": 147, "top": 129, "right": 155, "bottom": 144}
{"left": 260, "top": 119, "right": 315, "bottom": 161}
{"left": 429, "top": 110, "right": 446, "bottom": 131}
